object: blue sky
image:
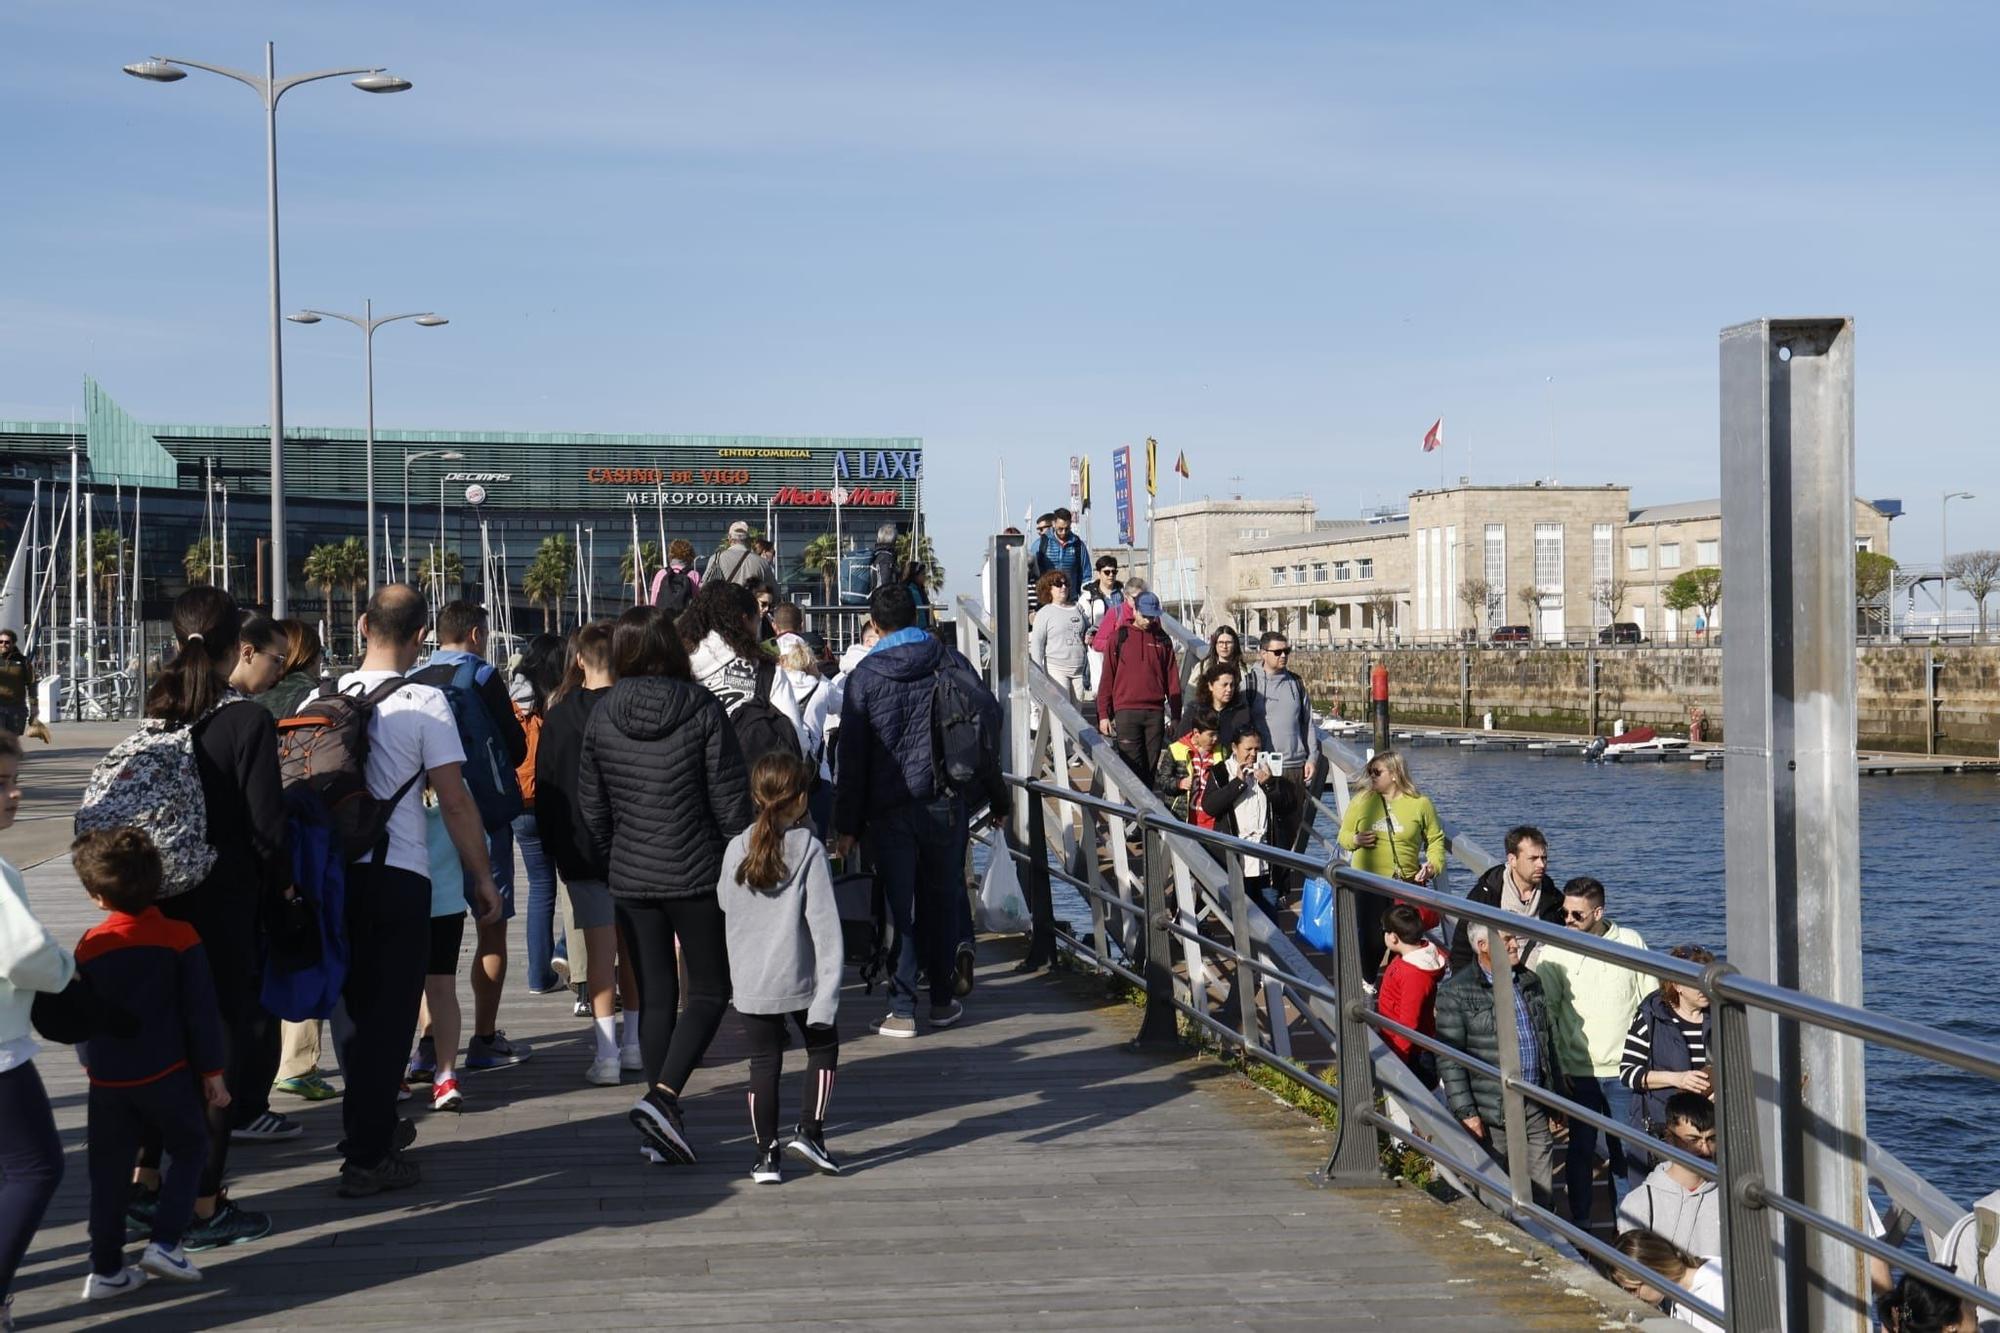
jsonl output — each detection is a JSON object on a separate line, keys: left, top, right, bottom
{"left": 4, "top": 2, "right": 1996, "bottom": 597}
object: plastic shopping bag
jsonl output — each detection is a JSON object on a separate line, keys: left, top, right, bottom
{"left": 1298, "top": 876, "right": 1334, "bottom": 952}
{"left": 976, "top": 835, "right": 1034, "bottom": 935}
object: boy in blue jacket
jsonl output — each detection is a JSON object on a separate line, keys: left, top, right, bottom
{"left": 71, "top": 828, "right": 228, "bottom": 1301}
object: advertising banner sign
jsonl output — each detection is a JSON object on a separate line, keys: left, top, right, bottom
{"left": 1113, "top": 446, "right": 1134, "bottom": 547}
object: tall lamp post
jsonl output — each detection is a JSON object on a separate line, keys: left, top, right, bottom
{"left": 1943, "top": 490, "right": 1975, "bottom": 634}
{"left": 289, "top": 301, "right": 447, "bottom": 593}
{"left": 403, "top": 450, "right": 464, "bottom": 584}
{"left": 123, "top": 44, "right": 412, "bottom": 616}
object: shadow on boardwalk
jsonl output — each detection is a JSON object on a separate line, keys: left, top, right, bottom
{"left": 12, "top": 850, "right": 1639, "bottom": 1330}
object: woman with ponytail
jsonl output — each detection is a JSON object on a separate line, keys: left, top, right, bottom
{"left": 717, "top": 752, "right": 844, "bottom": 1184}
{"left": 127, "top": 587, "right": 284, "bottom": 1250}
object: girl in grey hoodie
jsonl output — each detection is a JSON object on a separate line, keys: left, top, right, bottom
{"left": 718, "top": 752, "right": 845, "bottom": 1184}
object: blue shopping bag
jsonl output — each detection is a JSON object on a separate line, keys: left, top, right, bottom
{"left": 1298, "top": 876, "right": 1334, "bottom": 952}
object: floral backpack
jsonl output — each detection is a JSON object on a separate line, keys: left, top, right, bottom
{"left": 74, "top": 706, "right": 232, "bottom": 896}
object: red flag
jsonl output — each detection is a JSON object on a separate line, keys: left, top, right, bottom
{"left": 1422, "top": 418, "right": 1443, "bottom": 453}
{"left": 1173, "top": 450, "right": 1190, "bottom": 479}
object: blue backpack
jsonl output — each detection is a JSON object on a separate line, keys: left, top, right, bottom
{"left": 422, "top": 659, "right": 524, "bottom": 831}
{"left": 261, "top": 787, "right": 353, "bottom": 1021}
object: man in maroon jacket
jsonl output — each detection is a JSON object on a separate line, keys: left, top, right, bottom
{"left": 1095, "top": 592, "right": 1181, "bottom": 782}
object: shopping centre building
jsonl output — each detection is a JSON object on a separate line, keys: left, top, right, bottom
{"left": 0, "top": 379, "right": 922, "bottom": 626}
{"left": 1144, "top": 482, "right": 1895, "bottom": 645}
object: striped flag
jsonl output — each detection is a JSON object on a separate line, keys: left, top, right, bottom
{"left": 1423, "top": 418, "right": 1443, "bottom": 453}
{"left": 1145, "top": 437, "right": 1158, "bottom": 497}
{"left": 1174, "top": 450, "right": 1190, "bottom": 479}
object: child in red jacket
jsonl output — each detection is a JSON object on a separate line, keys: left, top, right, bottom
{"left": 1375, "top": 903, "right": 1445, "bottom": 1085}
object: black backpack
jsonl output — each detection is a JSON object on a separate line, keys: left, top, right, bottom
{"left": 651, "top": 565, "right": 694, "bottom": 616}
{"left": 730, "top": 658, "right": 805, "bottom": 768}
{"left": 930, "top": 654, "right": 1005, "bottom": 814}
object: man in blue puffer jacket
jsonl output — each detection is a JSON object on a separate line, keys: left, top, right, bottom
{"left": 834, "top": 583, "right": 986, "bottom": 1039}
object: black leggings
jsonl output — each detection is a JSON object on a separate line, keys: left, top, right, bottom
{"left": 739, "top": 1010, "right": 839, "bottom": 1148}
{"left": 615, "top": 894, "right": 730, "bottom": 1095}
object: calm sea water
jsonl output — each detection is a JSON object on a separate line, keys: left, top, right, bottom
{"left": 1372, "top": 746, "right": 2000, "bottom": 1213}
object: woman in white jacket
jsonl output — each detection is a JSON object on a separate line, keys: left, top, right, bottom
{"left": 0, "top": 734, "right": 72, "bottom": 1324}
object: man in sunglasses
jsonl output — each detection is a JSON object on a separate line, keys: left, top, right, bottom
{"left": 1535, "top": 876, "right": 1650, "bottom": 1225}
{"left": 1243, "top": 631, "right": 1317, "bottom": 894}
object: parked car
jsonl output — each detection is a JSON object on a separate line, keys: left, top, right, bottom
{"left": 1598, "top": 622, "right": 1644, "bottom": 645}
{"left": 1489, "top": 625, "right": 1532, "bottom": 644}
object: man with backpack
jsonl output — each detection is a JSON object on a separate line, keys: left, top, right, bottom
{"left": 411, "top": 602, "right": 531, "bottom": 1076}
{"left": 1095, "top": 592, "right": 1182, "bottom": 783}
{"left": 333, "top": 584, "right": 500, "bottom": 1197}
{"left": 649, "top": 538, "right": 701, "bottom": 616}
{"left": 1031, "top": 507, "right": 1091, "bottom": 592}
{"left": 833, "top": 583, "right": 1002, "bottom": 1039}
{"left": 704, "top": 521, "right": 772, "bottom": 587}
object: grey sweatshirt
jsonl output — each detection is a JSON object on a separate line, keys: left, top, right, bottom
{"left": 1244, "top": 664, "right": 1313, "bottom": 768}
{"left": 1030, "top": 602, "right": 1089, "bottom": 678}
{"left": 717, "top": 825, "right": 845, "bottom": 1027}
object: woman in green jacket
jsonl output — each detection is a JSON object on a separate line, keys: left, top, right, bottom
{"left": 1336, "top": 750, "right": 1446, "bottom": 984}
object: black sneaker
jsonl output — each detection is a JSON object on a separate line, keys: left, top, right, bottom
{"left": 628, "top": 1088, "right": 696, "bottom": 1164}
{"left": 231, "top": 1111, "right": 303, "bottom": 1143}
{"left": 785, "top": 1123, "right": 842, "bottom": 1175}
{"left": 751, "top": 1144, "right": 782, "bottom": 1184}
{"left": 953, "top": 941, "right": 977, "bottom": 997}
{"left": 337, "top": 1151, "right": 421, "bottom": 1198}
{"left": 125, "top": 1183, "right": 160, "bottom": 1232}
{"left": 184, "top": 1198, "right": 273, "bottom": 1251}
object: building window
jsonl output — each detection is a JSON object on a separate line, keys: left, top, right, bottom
{"left": 1533, "top": 523, "right": 1564, "bottom": 643}
{"left": 1356, "top": 558, "right": 1374, "bottom": 580}
{"left": 1696, "top": 539, "right": 1718, "bottom": 565}
{"left": 1484, "top": 524, "right": 1506, "bottom": 625}
{"left": 1334, "top": 562, "right": 1351, "bottom": 582}
{"left": 1270, "top": 566, "right": 1288, "bottom": 587}
{"left": 1855, "top": 537, "right": 1874, "bottom": 553}
{"left": 1592, "top": 524, "right": 1614, "bottom": 628}
{"left": 1627, "top": 544, "right": 1650, "bottom": 571}
{"left": 1312, "top": 562, "right": 1328, "bottom": 583}
{"left": 1291, "top": 564, "right": 1307, "bottom": 586}
{"left": 1659, "top": 542, "right": 1681, "bottom": 569}
{"left": 1238, "top": 527, "right": 1270, "bottom": 540}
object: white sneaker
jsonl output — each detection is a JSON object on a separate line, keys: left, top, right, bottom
{"left": 140, "top": 1241, "right": 203, "bottom": 1283}
{"left": 585, "top": 1056, "right": 623, "bottom": 1086}
{"left": 619, "top": 1046, "right": 643, "bottom": 1072}
{"left": 82, "top": 1266, "right": 149, "bottom": 1301}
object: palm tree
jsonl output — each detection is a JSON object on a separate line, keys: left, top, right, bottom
{"left": 797, "top": 533, "right": 840, "bottom": 605}
{"left": 334, "top": 537, "right": 369, "bottom": 642}
{"left": 302, "top": 542, "right": 344, "bottom": 647}
{"left": 524, "top": 534, "right": 575, "bottom": 630}
{"left": 893, "top": 532, "right": 945, "bottom": 590}
{"left": 183, "top": 537, "right": 218, "bottom": 587}
{"left": 619, "top": 540, "right": 662, "bottom": 597}
{"left": 415, "top": 550, "right": 465, "bottom": 597}
{"left": 75, "top": 529, "right": 126, "bottom": 610}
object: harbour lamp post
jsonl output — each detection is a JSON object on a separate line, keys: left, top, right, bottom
{"left": 1942, "top": 491, "right": 1975, "bottom": 635}
{"left": 402, "top": 450, "right": 464, "bottom": 584}
{"left": 123, "top": 44, "right": 412, "bottom": 616}
{"left": 289, "top": 302, "right": 447, "bottom": 593}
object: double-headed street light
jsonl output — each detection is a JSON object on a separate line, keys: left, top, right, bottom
{"left": 402, "top": 450, "right": 465, "bottom": 585}
{"left": 124, "top": 43, "right": 412, "bottom": 616}
{"left": 289, "top": 302, "right": 448, "bottom": 593}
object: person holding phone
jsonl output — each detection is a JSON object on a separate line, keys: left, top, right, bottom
{"left": 1202, "top": 725, "right": 1279, "bottom": 914}
{"left": 1336, "top": 750, "right": 1445, "bottom": 985}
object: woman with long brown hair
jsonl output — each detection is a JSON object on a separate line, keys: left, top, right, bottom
{"left": 718, "top": 752, "right": 844, "bottom": 1183}
{"left": 579, "top": 605, "right": 751, "bottom": 1164}
{"left": 1609, "top": 1228, "right": 1723, "bottom": 1330}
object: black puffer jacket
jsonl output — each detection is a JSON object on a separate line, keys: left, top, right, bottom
{"left": 1433, "top": 963, "right": 1562, "bottom": 1127}
{"left": 577, "top": 676, "right": 752, "bottom": 901}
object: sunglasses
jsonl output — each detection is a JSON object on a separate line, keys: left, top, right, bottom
{"left": 1366, "top": 767, "right": 1385, "bottom": 778}
{"left": 1268, "top": 647, "right": 1291, "bottom": 656}
{"left": 1563, "top": 908, "right": 1594, "bottom": 921}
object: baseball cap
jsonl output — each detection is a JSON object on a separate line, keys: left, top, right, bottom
{"left": 1134, "top": 592, "right": 1163, "bottom": 617}
{"left": 728, "top": 520, "right": 750, "bottom": 539}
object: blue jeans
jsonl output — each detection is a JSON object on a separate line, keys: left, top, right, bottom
{"left": 495, "top": 813, "right": 563, "bottom": 992}
{"left": 0, "top": 1062, "right": 62, "bottom": 1302}
{"left": 867, "top": 796, "right": 965, "bottom": 1016}
{"left": 1565, "top": 1074, "right": 1635, "bottom": 1223}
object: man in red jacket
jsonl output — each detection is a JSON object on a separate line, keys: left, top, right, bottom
{"left": 1095, "top": 592, "right": 1181, "bottom": 783}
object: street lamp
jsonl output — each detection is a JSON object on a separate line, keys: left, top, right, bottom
{"left": 402, "top": 450, "right": 464, "bottom": 583}
{"left": 124, "top": 43, "right": 412, "bottom": 616}
{"left": 289, "top": 302, "right": 448, "bottom": 593}
{"left": 1943, "top": 491, "right": 1976, "bottom": 633}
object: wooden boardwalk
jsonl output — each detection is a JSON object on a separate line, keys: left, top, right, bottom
{"left": 5, "top": 726, "right": 1641, "bottom": 1331}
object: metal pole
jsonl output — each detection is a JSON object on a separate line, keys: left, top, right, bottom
{"left": 67, "top": 443, "right": 77, "bottom": 716}
{"left": 1719, "top": 317, "right": 1868, "bottom": 1329}
{"left": 1133, "top": 821, "right": 1180, "bottom": 1051}
{"left": 440, "top": 474, "right": 450, "bottom": 597}
{"left": 364, "top": 298, "right": 377, "bottom": 593}
{"left": 264, "top": 41, "right": 289, "bottom": 617}
{"left": 1941, "top": 492, "right": 1948, "bottom": 633}
{"left": 1324, "top": 873, "right": 1385, "bottom": 1184}
{"left": 404, "top": 452, "right": 415, "bottom": 585}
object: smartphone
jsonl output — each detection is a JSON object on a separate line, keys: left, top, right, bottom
{"left": 1260, "top": 751, "right": 1286, "bottom": 776}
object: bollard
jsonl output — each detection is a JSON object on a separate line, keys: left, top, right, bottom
{"left": 1371, "top": 664, "right": 1391, "bottom": 753}
{"left": 1133, "top": 821, "right": 1182, "bottom": 1052}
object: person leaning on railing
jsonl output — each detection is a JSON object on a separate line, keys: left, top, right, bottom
{"left": 1619, "top": 945, "right": 1714, "bottom": 1159}
{"left": 1336, "top": 750, "right": 1445, "bottom": 986}
{"left": 1609, "top": 1228, "right": 1725, "bottom": 1332}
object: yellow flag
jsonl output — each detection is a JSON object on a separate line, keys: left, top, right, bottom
{"left": 1145, "top": 437, "right": 1157, "bottom": 498}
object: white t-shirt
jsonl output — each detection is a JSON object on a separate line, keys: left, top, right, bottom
{"left": 1671, "top": 1258, "right": 1726, "bottom": 1332}
{"left": 339, "top": 670, "right": 465, "bottom": 879}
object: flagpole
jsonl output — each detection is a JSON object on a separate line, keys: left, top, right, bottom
{"left": 1174, "top": 471, "right": 1186, "bottom": 625}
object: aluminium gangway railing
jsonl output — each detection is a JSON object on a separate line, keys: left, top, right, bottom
{"left": 958, "top": 534, "right": 2000, "bottom": 1331}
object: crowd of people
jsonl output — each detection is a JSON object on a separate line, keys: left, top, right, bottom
{"left": 0, "top": 525, "right": 1002, "bottom": 1317}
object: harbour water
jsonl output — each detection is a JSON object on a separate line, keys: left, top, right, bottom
{"left": 1379, "top": 746, "right": 2000, "bottom": 1213}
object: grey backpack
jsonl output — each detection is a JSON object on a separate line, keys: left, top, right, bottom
{"left": 75, "top": 711, "right": 225, "bottom": 896}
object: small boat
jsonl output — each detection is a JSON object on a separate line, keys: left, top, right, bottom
{"left": 1584, "top": 725, "right": 1690, "bottom": 762}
